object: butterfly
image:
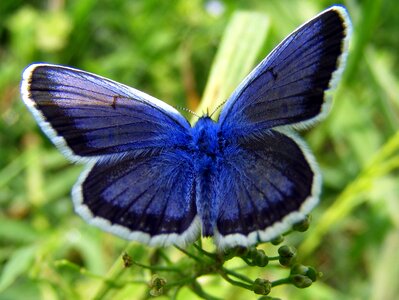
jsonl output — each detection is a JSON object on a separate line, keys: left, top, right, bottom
{"left": 21, "top": 6, "right": 351, "bottom": 249}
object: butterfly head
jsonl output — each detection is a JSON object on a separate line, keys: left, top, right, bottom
{"left": 191, "top": 116, "right": 221, "bottom": 160}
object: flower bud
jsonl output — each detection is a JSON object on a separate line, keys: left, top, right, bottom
{"left": 278, "top": 245, "right": 296, "bottom": 266}
{"left": 235, "top": 246, "right": 250, "bottom": 257}
{"left": 149, "top": 274, "right": 167, "bottom": 296}
{"left": 271, "top": 235, "right": 284, "bottom": 245}
{"left": 291, "top": 263, "right": 308, "bottom": 274}
{"left": 224, "top": 246, "right": 248, "bottom": 260}
{"left": 253, "top": 278, "right": 271, "bottom": 295}
{"left": 247, "top": 246, "right": 259, "bottom": 260}
{"left": 290, "top": 274, "right": 312, "bottom": 288}
{"left": 254, "top": 249, "right": 269, "bottom": 267}
{"left": 290, "top": 264, "right": 318, "bottom": 282}
{"left": 278, "top": 245, "right": 296, "bottom": 258}
{"left": 293, "top": 215, "right": 311, "bottom": 232}
{"left": 305, "top": 266, "right": 318, "bottom": 282}
{"left": 122, "top": 252, "right": 132, "bottom": 268}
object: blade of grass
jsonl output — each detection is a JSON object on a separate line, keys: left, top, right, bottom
{"left": 92, "top": 243, "right": 147, "bottom": 300}
{"left": 0, "top": 153, "right": 26, "bottom": 189}
{"left": 371, "top": 230, "right": 399, "bottom": 300}
{"left": 192, "top": 11, "right": 269, "bottom": 122}
{"left": 364, "top": 47, "right": 399, "bottom": 132}
{"left": 0, "top": 245, "right": 36, "bottom": 293}
{"left": 300, "top": 130, "right": 399, "bottom": 257}
{"left": 344, "top": 0, "right": 383, "bottom": 83}
{"left": 24, "top": 133, "right": 45, "bottom": 206}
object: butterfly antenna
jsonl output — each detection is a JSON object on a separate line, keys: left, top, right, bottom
{"left": 209, "top": 99, "right": 227, "bottom": 118}
{"left": 174, "top": 105, "right": 200, "bottom": 118}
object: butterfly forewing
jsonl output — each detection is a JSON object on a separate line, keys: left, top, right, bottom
{"left": 218, "top": 6, "right": 351, "bottom": 140}
{"left": 22, "top": 64, "right": 191, "bottom": 162}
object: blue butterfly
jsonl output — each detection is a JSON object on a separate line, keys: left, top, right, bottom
{"left": 21, "top": 6, "right": 351, "bottom": 249}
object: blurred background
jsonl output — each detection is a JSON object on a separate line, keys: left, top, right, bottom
{"left": 1, "top": 0, "right": 399, "bottom": 299}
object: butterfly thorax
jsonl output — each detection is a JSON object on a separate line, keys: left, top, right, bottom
{"left": 191, "top": 116, "right": 223, "bottom": 236}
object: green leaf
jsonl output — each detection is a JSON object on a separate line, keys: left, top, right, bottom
{"left": 371, "top": 230, "right": 399, "bottom": 300}
{"left": 0, "top": 218, "right": 39, "bottom": 243}
{"left": 0, "top": 245, "right": 36, "bottom": 292}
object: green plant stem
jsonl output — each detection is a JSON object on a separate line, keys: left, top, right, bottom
{"left": 92, "top": 243, "right": 140, "bottom": 300}
{"left": 217, "top": 269, "right": 253, "bottom": 291}
{"left": 371, "top": 156, "right": 399, "bottom": 177}
{"left": 53, "top": 260, "right": 119, "bottom": 284}
{"left": 165, "top": 276, "right": 196, "bottom": 288}
{"left": 283, "top": 229, "right": 293, "bottom": 236}
{"left": 193, "top": 243, "right": 217, "bottom": 259}
{"left": 241, "top": 257, "right": 256, "bottom": 266}
{"left": 157, "top": 249, "right": 173, "bottom": 265}
{"left": 271, "top": 277, "right": 291, "bottom": 287}
{"left": 174, "top": 245, "right": 205, "bottom": 263}
{"left": 268, "top": 256, "right": 280, "bottom": 261}
{"left": 222, "top": 267, "right": 253, "bottom": 284}
{"left": 131, "top": 260, "right": 182, "bottom": 273}
{"left": 190, "top": 280, "right": 222, "bottom": 300}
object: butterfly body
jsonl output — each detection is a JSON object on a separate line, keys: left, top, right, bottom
{"left": 21, "top": 6, "right": 351, "bottom": 249}
{"left": 190, "top": 116, "right": 221, "bottom": 236}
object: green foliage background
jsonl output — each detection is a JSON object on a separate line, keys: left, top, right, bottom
{"left": 1, "top": 0, "right": 399, "bottom": 299}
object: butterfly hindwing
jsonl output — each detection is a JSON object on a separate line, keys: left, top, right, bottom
{"left": 214, "top": 129, "right": 320, "bottom": 249}
{"left": 21, "top": 64, "right": 191, "bottom": 162}
{"left": 73, "top": 149, "right": 200, "bottom": 247}
{"left": 218, "top": 6, "right": 351, "bottom": 139}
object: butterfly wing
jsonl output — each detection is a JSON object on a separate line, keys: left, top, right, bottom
{"left": 21, "top": 64, "right": 198, "bottom": 246}
{"left": 73, "top": 149, "right": 199, "bottom": 247}
{"left": 21, "top": 64, "right": 191, "bottom": 162}
{"left": 218, "top": 6, "right": 351, "bottom": 139}
{"left": 213, "top": 7, "right": 351, "bottom": 248}
{"left": 214, "top": 129, "right": 319, "bottom": 249}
